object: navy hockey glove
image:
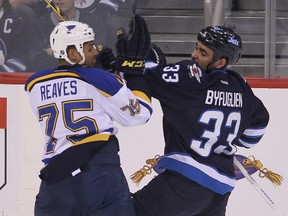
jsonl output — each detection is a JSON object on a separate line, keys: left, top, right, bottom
{"left": 97, "top": 44, "right": 116, "bottom": 72}
{"left": 116, "top": 14, "right": 151, "bottom": 74}
{"left": 148, "top": 44, "right": 167, "bottom": 66}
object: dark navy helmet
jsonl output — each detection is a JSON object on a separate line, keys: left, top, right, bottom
{"left": 197, "top": 26, "right": 243, "bottom": 68}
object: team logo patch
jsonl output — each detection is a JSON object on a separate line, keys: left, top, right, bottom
{"left": 228, "top": 36, "right": 240, "bottom": 46}
{"left": 66, "top": 25, "right": 76, "bottom": 34}
{"left": 188, "top": 63, "right": 203, "bottom": 83}
{"left": 120, "top": 99, "right": 140, "bottom": 116}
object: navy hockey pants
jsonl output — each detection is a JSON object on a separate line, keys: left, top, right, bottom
{"left": 132, "top": 170, "right": 231, "bottom": 216}
{"left": 34, "top": 145, "right": 135, "bottom": 216}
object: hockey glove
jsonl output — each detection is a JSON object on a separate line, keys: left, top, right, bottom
{"left": 116, "top": 14, "right": 151, "bottom": 74}
{"left": 97, "top": 44, "right": 116, "bottom": 72}
{"left": 148, "top": 44, "right": 167, "bottom": 66}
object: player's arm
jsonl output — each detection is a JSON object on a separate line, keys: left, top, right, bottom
{"left": 235, "top": 92, "right": 270, "bottom": 148}
{"left": 79, "top": 66, "right": 152, "bottom": 127}
{"left": 145, "top": 43, "right": 167, "bottom": 68}
{"left": 0, "top": 38, "right": 26, "bottom": 72}
{"left": 0, "top": 58, "right": 27, "bottom": 72}
{"left": 90, "top": 70, "right": 152, "bottom": 127}
{"left": 105, "top": 74, "right": 152, "bottom": 127}
{"left": 115, "top": 14, "right": 152, "bottom": 109}
{"left": 93, "top": 15, "right": 153, "bottom": 126}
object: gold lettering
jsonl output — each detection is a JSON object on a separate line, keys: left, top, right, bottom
{"left": 122, "top": 60, "right": 144, "bottom": 68}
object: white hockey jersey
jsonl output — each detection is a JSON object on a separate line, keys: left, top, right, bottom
{"left": 25, "top": 65, "right": 152, "bottom": 164}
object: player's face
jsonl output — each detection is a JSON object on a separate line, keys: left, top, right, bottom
{"left": 191, "top": 42, "right": 215, "bottom": 70}
{"left": 192, "top": 42, "right": 227, "bottom": 70}
{"left": 54, "top": 0, "right": 75, "bottom": 12}
{"left": 83, "top": 41, "right": 98, "bottom": 67}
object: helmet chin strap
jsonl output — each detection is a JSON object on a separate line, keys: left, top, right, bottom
{"left": 78, "top": 50, "right": 86, "bottom": 65}
{"left": 65, "top": 57, "right": 76, "bottom": 65}
{"left": 64, "top": 51, "right": 86, "bottom": 65}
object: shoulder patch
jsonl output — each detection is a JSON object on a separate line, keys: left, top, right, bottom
{"left": 188, "top": 63, "right": 203, "bottom": 83}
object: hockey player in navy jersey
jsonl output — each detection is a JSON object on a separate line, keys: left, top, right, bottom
{"left": 0, "top": 0, "right": 28, "bottom": 72}
{"left": 25, "top": 15, "right": 151, "bottom": 216}
{"left": 131, "top": 26, "right": 270, "bottom": 216}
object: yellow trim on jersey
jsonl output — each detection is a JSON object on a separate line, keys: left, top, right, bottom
{"left": 132, "top": 90, "right": 151, "bottom": 104}
{"left": 26, "top": 72, "right": 81, "bottom": 92}
{"left": 97, "top": 75, "right": 125, "bottom": 97}
{"left": 97, "top": 89, "right": 111, "bottom": 97}
{"left": 73, "top": 133, "right": 110, "bottom": 146}
{"left": 115, "top": 74, "right": 125, "bottom": 85}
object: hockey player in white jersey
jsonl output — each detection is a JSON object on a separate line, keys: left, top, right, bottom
{"left": 25, "top": 15, "right": 151, "bottom": 216}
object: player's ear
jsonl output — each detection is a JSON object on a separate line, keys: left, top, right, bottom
{"left": 215, "top": 57, "right": 227, "bottom": 69}
{"left": 67, "top": 47, "right": 82, "bottom": 64}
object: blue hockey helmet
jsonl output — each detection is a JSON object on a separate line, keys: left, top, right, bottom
{"left": 197, "top": 26, "right": 243, "bottom": 68}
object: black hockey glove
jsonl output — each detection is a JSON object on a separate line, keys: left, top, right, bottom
{"left": 97, "top": 44, "right": 116, "bottom": 72}
{"left": 116, "top": 14, "right": 151, "bottom": 74}
{"left": 148, "top": 44, "right": 167, "bottom": 66}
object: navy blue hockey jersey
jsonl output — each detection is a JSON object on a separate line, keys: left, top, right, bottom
{"left": 145, "top": 60, "right": 269, "bottom": 194}
{"left": 0, "top": 10, "right": 28, "bottom": 71}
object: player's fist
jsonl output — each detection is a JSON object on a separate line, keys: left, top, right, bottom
{"left": 116, "top": 15, "right": 150, "bottom": 59}
{"left": 116, "top": 15, "right": 151, "bottom": 74}
{"left": 148, "top": 44, "right": 167, "bottom": 66}
{"left": 97, "top": 44, "right": 116, "bottom": 72}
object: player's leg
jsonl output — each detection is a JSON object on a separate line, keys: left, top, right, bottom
{"left": 34, "top": 177, "right": 80, "bottom": 216}
{"left": 198, "top": 191, "right": 231, "bottom": 216}
{"left": 132, "top": 170, "right": 229, "bottom": 216}
{"left": 84, "top": 164, "right": 135, "bottom": 216}
{"left": 79, "top": 138, "right": 135, "bottom": 215}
